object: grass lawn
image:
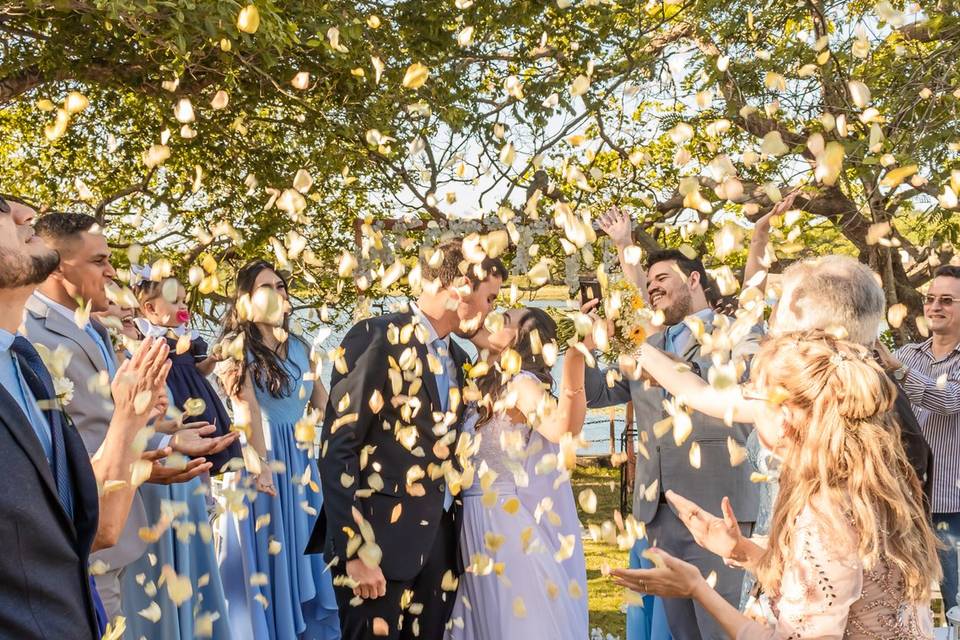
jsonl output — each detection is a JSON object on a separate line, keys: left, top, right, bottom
{"left": 573, "top": 464, "right": 629, "bottom": 639}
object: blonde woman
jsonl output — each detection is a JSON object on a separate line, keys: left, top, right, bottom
{"left": 611, "top": 331, "right": 940, "bottom": 639}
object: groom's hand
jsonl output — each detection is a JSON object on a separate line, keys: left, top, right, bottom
{"left": 346, "top": 558, "right": 386, "bottom": 599}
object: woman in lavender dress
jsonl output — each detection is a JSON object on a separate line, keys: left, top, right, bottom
{"left": 446, "top": 307, "right": 590, "bottom": 640}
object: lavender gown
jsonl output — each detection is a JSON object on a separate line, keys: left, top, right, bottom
{"left": 447, "top": 375, "right": 589, "bottom": 640}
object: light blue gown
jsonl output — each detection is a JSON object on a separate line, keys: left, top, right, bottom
{"left": 626, "top": 537, "right": 673, "bottom": 640}
{"left": 447, "top": 382, "right": 589, "bottom": 640}
{"left": 120, "top": 476, "right": 234, "bottom": 640}
{"left": 219, "top": 337, "right": 339, "bottom": 640}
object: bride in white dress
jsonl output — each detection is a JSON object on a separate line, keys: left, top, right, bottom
{"left": 446, "top": 306, "right": 592, "bottom": 640}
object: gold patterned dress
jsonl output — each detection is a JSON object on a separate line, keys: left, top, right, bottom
{"left": 739, "top": 502, "right": 933, "bottom": 640}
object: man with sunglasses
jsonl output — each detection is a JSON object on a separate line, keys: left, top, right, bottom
{"left": 878, "top": 264, "right": 960, "bottom": 613}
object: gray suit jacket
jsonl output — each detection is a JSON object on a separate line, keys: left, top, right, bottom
{"left": 23, "top": 294, "right": 149, "bottom": 571}
{"left": 585, "top": 311, "right": 761, "bottom": 524}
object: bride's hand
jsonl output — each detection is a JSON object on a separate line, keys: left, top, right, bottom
{"left": 578, "top": 299, "right": 607, "bottom": 352}
{"left": 667, "top": 491, "right": 745, "bottom": 562}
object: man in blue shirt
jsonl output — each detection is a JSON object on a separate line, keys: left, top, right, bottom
{"left": 0, "top": 194, "right": 171, "bottom": 639}
{"left": 24, "top": 210, "right": 235, "bottom": 622}
{"left": 585, "top": 249, "right": 760, "bottom": 640}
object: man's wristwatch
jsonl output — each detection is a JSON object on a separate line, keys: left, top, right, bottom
{"left": 892, "top": 364, "right": 910, "bottom": 382}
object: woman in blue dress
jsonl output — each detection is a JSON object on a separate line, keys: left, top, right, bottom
{"left": 120, "top": 276, "right": 237, "bottom": 640}
{"left": 217, "top": 260, "right": 339, "bottom": 640}
{"left": 446, "top": 307, "right": 590, "bottom": 640}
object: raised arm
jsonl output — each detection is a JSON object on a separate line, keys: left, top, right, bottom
{"left": 598, "top": 206, "right": 649, "bottom": 299}
{"left": 91, "top": 337, "right": 171, "bottom": 550}
{"left": 743, "top": 212, "right": 774, "bottom": 294}
{"left": 584, "top": 359, "right": 632, "bottom": 409}
{"left": 638, "top": 343, "right": 762, "bottom": 425}
{"left": 743, "top": 192, "right": 798, "bottom": 294}
{"left": 511, "top": 345, "right": 588, "bottom": 443}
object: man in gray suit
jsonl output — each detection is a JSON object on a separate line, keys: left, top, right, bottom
{"left": 585, "top": 249, "right": 760, "bottom": 640}
{"left": 23, "top": 212, "right": 237, "bottom": 621}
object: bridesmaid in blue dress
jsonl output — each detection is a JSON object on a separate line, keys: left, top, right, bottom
{"left": 447, "top": 307, "right": 590, "bottom": 640}
{"left": 217, "top": 260, "right": 339, "bottom": 640}
{"left": 118, "top": 276, "right": 238, "bottom": 640}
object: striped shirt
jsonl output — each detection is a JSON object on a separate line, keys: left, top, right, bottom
{"left": 895, "top": 338, "right": 960, "bottom": 513}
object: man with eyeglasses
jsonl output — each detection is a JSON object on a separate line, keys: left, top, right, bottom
{"left": 878, "top": 264, "right": 960, "bottom": 613}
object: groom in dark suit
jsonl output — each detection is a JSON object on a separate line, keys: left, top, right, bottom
{"left": 307, "top": 240, "right": 505, "bottom": 639}
{"left": 0, "top": 195, "right": 169, "bottom": 639}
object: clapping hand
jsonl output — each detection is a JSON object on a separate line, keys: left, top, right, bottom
{"left": 610, "top": 548, "right": 704, "bottom": 598}
{"left": 111, "top": 337, "right": 171, "bottom": 427}
{"left": 597, "top": 205, "right": 634, "bottom": 248}
{"left": 140, "top": 447, "right": 212, "bottom": 485}
{"left": 148, "top": 393, "right": 169, "bottom": 425}
{"left": 171, "top": 422, "right": 241, "bottom": 457}
{"left": 666, "top": 491, "right": 746, "bottom": 564}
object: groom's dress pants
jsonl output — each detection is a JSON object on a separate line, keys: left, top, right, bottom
{"left": 648, "top": 504, "right": 753, "bottom": 640}
{"left": 333, "top": 507, "right": 458, "bottom": 640}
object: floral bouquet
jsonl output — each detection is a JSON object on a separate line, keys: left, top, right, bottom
{"left": 604, "top": 279, "right": 656, "bottom": 359}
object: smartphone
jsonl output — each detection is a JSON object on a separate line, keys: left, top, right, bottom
{"left": 579, "top": 279, "right": 602, "bottom": 307}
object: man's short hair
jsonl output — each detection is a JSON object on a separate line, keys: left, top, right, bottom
{"left": 0, "top": 193, "right": 33, "bottom": 214}
{"left": 34, "top": 212, "right": 98, "bottom": 245}
{"left": 421, "top": 239, "right": 507, "bottom": 288}
{"left": 933, "top": 265, "right": 960, "bottom": 280}
{"left": 645, "top": 249, "right": 717, "bottom": 302}
{"left": 774, "top": 254, "right": 885, "bottom": 346}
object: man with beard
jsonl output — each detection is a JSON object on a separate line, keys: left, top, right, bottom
{"left": 25, "top": 211, "right": 230, "bottom": 622}
{"left": 585, "top": 249, "right": 760, "bottom": 640}
{"left": 0, "top": 195, "right": 171, "bottom": 639}
{"left": 307, "top": 240, "right": 505, "bottom": 640}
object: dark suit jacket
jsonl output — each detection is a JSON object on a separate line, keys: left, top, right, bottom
{"left": 0, "top": 355, "right": 100, "bottom": 639}
{"left": 306, "top": 309, "right": 469, "bottom": 581}
{"left": 892, "top": 380, "right": 934, "bottom": 509}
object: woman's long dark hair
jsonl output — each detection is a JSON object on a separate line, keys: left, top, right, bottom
{"left": 220, "top": 260, "right": 302, "bottom": 398}
{"left": 475, "top": 307, "right": 557, "bottom": 427}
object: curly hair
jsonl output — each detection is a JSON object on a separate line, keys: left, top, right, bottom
{"left": 752, "top": 330, "right": 940, "bottom": 602}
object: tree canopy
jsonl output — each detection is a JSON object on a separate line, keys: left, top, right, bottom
{"left": 2, "top": 0, "right": 959, "bottom": 337}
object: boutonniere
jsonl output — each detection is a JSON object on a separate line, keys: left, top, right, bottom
{"left": 33, "top": 343, "right": 75, "bottom": 406}
{"left": 461, "top": 361, "right": 490, "bottom": 379}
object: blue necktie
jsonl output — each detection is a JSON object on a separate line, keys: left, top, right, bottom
{"left": 432, "top": 338, "right": 457, "bottom": 510}
{"left": 11, "top": 336, "right": 75, "bottom": 520}
{"left": 664, "top": 323, "right": 684, "bottom": 355}
{"left": 84, "top": 323, "right": 117, "bottom": 379}
{"left": 432, "top": 338, "right": 451, "bottom": 412}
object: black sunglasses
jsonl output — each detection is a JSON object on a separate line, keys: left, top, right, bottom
{"left": 0, "top": 195, "right": 9, "bottom": 214}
